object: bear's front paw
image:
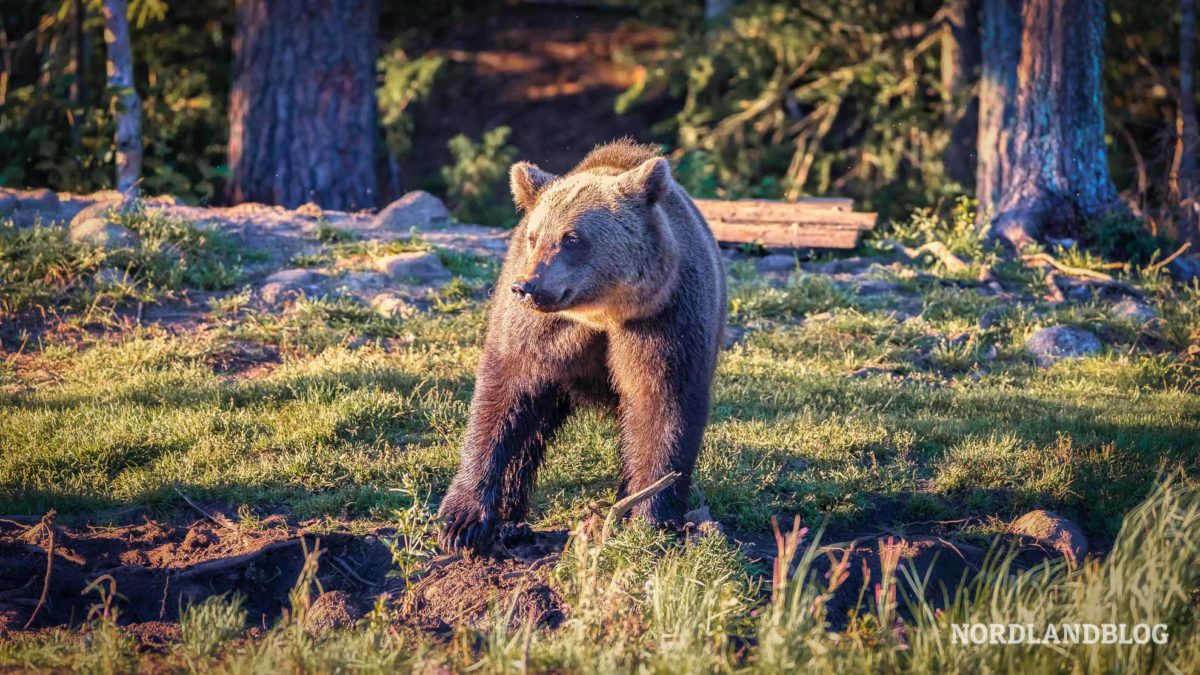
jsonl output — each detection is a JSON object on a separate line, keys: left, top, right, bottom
{"left": 437, "top": 495, "right": 497, "bottom": 552}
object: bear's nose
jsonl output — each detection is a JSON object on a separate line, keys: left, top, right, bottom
{"left": 511, "top": 281, "right": 535, "bottom": 300}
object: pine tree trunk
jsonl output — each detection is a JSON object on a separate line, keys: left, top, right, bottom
{"left": 979, "top": 0, "right": 1123, "bottom": 247}
{"left": 976, "top": 0, "right": 1021, "bottom": 224}
{"left": 102, "top": 0, "right": 141, "bottom": 196}
{"left": 228, "top": 0, "right": 379, "bottom": 209}
{"left": 941, "top": 0, "right": 981, "bottom": 189}
{"left": 1175, "top": 0, "right": 1198, "bottom": 244}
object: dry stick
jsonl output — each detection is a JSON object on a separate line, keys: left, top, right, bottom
{"left": 23, "top": 511, "right": 56, "bottom": 629}
{"left": 1021, "top": 252, "right": 1116, "bottom": 281}
{"left": 884, "top": 239, "right": 970, "bottom": 274}
{"left": 1149, "top": 241, "right": 1193, "bottom": 273}
{"left": 598, "top": 471, "right": 682, "bottom": 544}
{"left": 173, "top": 486, "right": 236, "bottom": 529}
{"left": 332, "top": 555, "right": 378, "bottom": 588}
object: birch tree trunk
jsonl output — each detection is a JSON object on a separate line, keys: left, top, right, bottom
{"left": 978, "top": 0, "right": 1124, "bottom": 248}
{"left": 228, "top": 0, "right": 379, "bottom": 210}
{"left": 102, "top": 0, "right": 142, "bottom": 196}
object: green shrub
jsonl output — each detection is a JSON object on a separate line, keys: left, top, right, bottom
{"left": 441, "top": 127, "right": 518, "bottom": 227}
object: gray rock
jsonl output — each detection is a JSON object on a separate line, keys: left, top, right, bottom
{"left": 69, "top": 196, "right": 135, "bottom": 228}
{"left": 0, "top": 191, "right": 17, "bottom": 216}
{"left": 376, "top": 251, "right": 451, "bottom": 283}
{"left": 372, "top": 191, "right": 450, "bottom": 230}
{"left": 1110, "top": 298, "right": 1158, "bottom": 325}
{"left": 1167, "top": 254, "right": 1200, "bottom": 284}
{"left": 371, "top": 292, "right": 413, "bottom": 319}
{"left": 1025, "top": 325, "right": 1102, "bottom": 365}
{"left": 18, "top": 188, "right": 59, "bottom": 212}
{"left": 339, "top": 271, "right": 388, "bottom": 294}
{"left": 755, "top": 253, "right": 797, "bottom": 274}
{"left": 69, "top": 217, "right": 139, "bottom": 249}
{"left": 1010, "top": 510, "right": 1088, "bottom": 565}
{"left": 978, "top": 307, "right": 1005, "bottom": 329}
{"left": 259, "top": 268, "right": 324, "bottom": 304}
{"left": 264, "top": 268, "right": 320, "bottom": 286}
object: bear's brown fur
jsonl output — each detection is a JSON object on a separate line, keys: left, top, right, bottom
{"left": 438, "top": 140, "right": 727, "bottom": 551}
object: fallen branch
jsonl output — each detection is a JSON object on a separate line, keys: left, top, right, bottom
{"left": 884, "top": 239, "right": 970, "bottom": 274}
{"left": 599, "top": 472, "right": 681, "bottom": 544}
{"left": 1021, "top": 252, "right": 1115, "bottom": 281}
{"left": 23, "top": 510, "right": 56, "bottom": 629}
{"left": 173, "top": 486, "right": 236, "bottom": 530}
{"left": 1148, "top": 241, "right": 1193, "bottom": 273}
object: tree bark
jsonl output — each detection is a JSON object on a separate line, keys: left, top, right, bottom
{"left": 941, "top": 0, "right": 981, "bottom": 189}
{"left": 979, "top": 0, "right": 1124, "bottom": 248}
{"left": 102, "top": 0, "right": 142, "bottom": 196}
{"left": 1174, "top": 0, "right": 1199, "bottom": 244}
{"left": 976, "top": 0, "right": 1021, "bottom": 225}
{"left": 228, "top": 0, "right": 380, "bottom": 210}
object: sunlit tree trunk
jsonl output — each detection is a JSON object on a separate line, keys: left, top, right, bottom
{"left": 978, "top": 0, "right": 1124, "bottom": 247}
{"left": 976, "top": 0, "right": 1020, "bottom": 225}
{"left": 228, "top": 0, "right": 379, "bottom": 209}
{"left": 102, "top": 0, "right": 141, "bottom": 196}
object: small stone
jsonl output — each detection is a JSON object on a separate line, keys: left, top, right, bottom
{"left": 978, "top": 307, "right": 1004, "bottom": 329}
{"left": 259, "top": 282, "right": 299, "bottom": 305}
{"left": 376, "top": 251, "right": 451, "bottom": 283}
{"left": 371, "top": 292, "right": 413, "bottom": 319}
{"left": 264, "top": 268, "right": 320, "bottom": 286}
{"left": 306, "top": 591, "right": 362, "bottom": 635}
{"left": 69, "top": 196, "right": 136, "bottom": 228}
{"left": 1010, "top": 510, "right": 1088, "bottom": 565}
{"left": 1110, "top": 298, "right": 1158, "bottom": 325}
{"left": 70, "top": 217, "right": 139, "bottom": 249}
{"left": 755, "top": 254, "right": 797, "bottom": 274}
{"left": 295, "top": 201, "right": 323, "bottom": 218}
{"left": 95, "top": 267, "right": 133, "bottom": 285}
{"left": 145, "top": 194, "right": 181, "bottom": 206}
{"left": 1025, "top": 325, "right": 1102, "bottom": 366}
{"left": 1167, "top": 255, "right": 1200, "bottom": 284}
{"left": 339, "top": 271, "right": 388, "bottom": 293}
{"left": 372, "top": 191, "right": 450, "bottom": 230}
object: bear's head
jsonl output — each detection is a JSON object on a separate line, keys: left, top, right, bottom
{"left": 506, "top": 157, "right": 681, "bottom": 324}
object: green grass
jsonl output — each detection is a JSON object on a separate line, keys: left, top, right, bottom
{"left": 1, "top": 206, "right": 260, "bottom": 316}
{"left": 1, "top": 201, "right": 1199, "bottom": 671}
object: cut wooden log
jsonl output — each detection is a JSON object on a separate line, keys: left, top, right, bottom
{"left": 695, "top": 198, "right": 877, "bottom": 250}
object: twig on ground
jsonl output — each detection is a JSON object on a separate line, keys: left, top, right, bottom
{"left": 599, "top": 471, "right": 682, "bottom": 544}
{"left": 1148, "top": 241, "right": 1193, "bottom": 272}
{"left": 332, "top": 555, "right": 378, "bottom": 588}
{"left": 884, "top": 239, "right": 970, "bottom": 274}
{"left": 1021, "top": 252, "right": 1115, "bottom": 281}
{"left": 23, "top": 510, "right": 56, "bottom": 629}
{"left": 173, "top": 486, "right": 236, "bottom": 529}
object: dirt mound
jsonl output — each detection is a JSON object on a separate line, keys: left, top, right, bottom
{"left": 0, "top": 517, "right": 392, "bottom": 632}
{"left": 394, "top": 528, "right": 569, "bottom": 635}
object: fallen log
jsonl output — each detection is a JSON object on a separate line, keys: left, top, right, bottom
{"left": 695, "top": 198, "right": 878, "bottom": 250}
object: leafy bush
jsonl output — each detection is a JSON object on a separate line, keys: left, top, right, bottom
{"left": 441, "top": 127, "right": 518, "bottom": 227}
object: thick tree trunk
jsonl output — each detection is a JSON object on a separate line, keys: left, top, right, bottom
{"left": 980, "top": 0, "right": 1124, "bottom": 248}
{"left": 941, "top": 0, "right": 981, "bottom": 189}
{"left": 976, "top": 0, "right": 1021, "bottom": 224}
{"left": 228, "top": 0, "right": 379, "bottom": 209}
{"left": 1174, "top": 0, "right": 1199, "bottom": 244}
{"left": 102, "top": 0, "right": 142, "bottom": 196}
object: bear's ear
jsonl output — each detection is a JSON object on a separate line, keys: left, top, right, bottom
{"left": 510, "top": 161, "right": 557, "bottom": 211}
{"left": 617, "top": 157, "right": 671, "bottom": 206}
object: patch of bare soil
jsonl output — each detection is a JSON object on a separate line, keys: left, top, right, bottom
{"left": 391, "top": 527, "right": 569, "bottom": 636}
{"left": 0, "top": 517, "right": 391, "bottom": 635}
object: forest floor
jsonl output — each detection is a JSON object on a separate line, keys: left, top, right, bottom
{"left": 1, "top": 189, "right": 1198, "bottom": 672}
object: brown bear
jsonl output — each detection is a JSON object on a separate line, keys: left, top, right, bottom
{"left": 437, "top": 139, "right": 727, "bottom": 551}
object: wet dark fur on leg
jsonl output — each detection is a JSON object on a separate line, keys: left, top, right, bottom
{"left": 438, "top": 140, "right": 726, "bottom": 551}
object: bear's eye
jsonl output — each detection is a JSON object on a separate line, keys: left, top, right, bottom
{"left": 561, "top": 233, "right": 582, "bottom": 249}
{"left": 527, "top": 231, "right": 538, "bottom": 246}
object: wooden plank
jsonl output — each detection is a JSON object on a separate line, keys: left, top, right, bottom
{"left": 692, "top": 198, "right": 878, "bottom": 250}
{"left": 695, "top": 199, "right": 876, "bottom": 230}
